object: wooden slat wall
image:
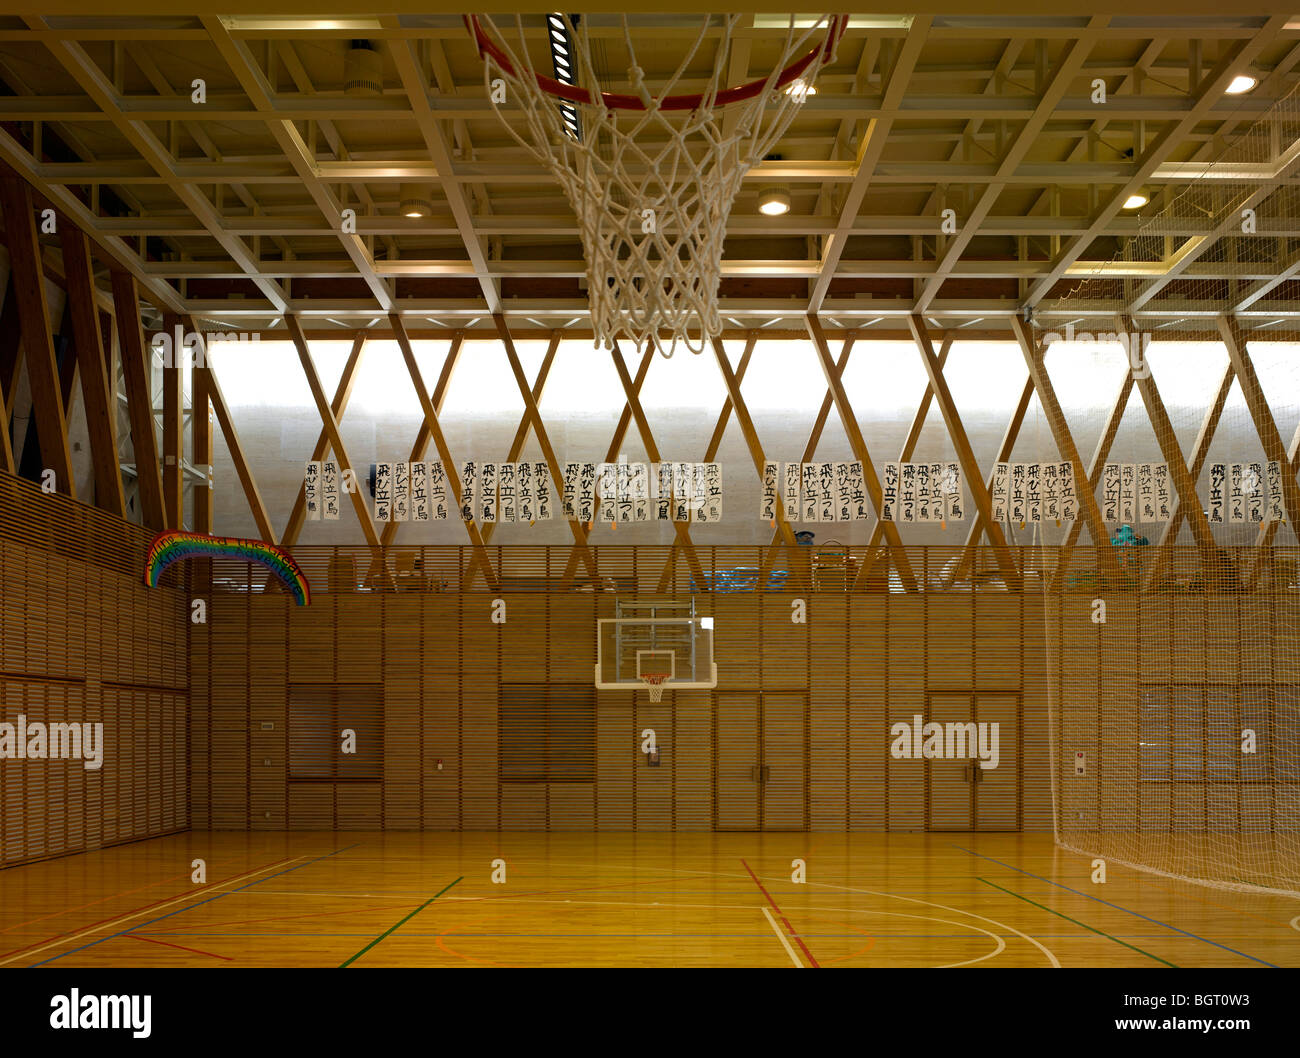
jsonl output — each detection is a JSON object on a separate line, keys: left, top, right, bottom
{"left": 191, "top": 579, "right": 1057, "bottom": 831}
{"left": 0, "top": 471, "right": 188, "bottom": 868}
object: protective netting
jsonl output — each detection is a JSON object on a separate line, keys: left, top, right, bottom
{"left": 1034, "top": 80, "right": 1300, "bottom": 895}
{"left": 473, "top": 14, "right": 843, "bottom": 357}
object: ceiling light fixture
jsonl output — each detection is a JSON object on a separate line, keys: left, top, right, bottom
{"left": 344, "top": 40, "right": 382, "bottom": 96}
{"left": 1226, "top": 74, "right": 1258, "bottom": 95}
{"left": 758, "top": 186, "right": 792, "bottom": 216}
{"left": 1122, "top": 192, "right": 1149, "bottom": 210}
{"left": 398, "top": 183, "right": 433, "bottom": 219}
{"left": 786, "top": 78, "right": 816, "bottom": 97}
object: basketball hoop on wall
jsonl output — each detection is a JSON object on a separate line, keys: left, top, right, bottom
{"left": 468, "top": 13, "right": 846, "bottom": 358}
{"left": 640, "top": 672, "right": 670, "bottom": 703}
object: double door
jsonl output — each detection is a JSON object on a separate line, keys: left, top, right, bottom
{"left": 716, "top": 691, "right": 806, "bottom": 830}
{"left": 926, "top": 692, "right": 1019, "bottom": 830}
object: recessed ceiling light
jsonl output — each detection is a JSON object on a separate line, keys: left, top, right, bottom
{"left": 1122, "top": 192, "right": 1149, "bottom": 210}
{"left": 1226, "top": 74, "right": 1258, "bottom": 95}
{"left": 786, "top": 78, "right": 816, "bottom": 97}
{"left": 398, "top": 183, "right": 433, "bottom": 219}
{"left": 758, "top": 186, "right": 791, "bottom": 216}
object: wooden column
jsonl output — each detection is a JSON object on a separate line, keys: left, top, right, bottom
{"left": 161, "top": 313, "right": 184, "bottom": 528}
{"left": 1, "top": 177, "right": 75, "bottom": 495}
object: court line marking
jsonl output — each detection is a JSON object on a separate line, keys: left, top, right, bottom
{"left": 123, "top": 933, "right": 232, "bottom": 962}
{"left": 0, "top": 868, "right": 193, "bottom": 935}
{"left": 805, "top": 882, "right": 1062, "bottom": 968}
{"left": 761, "top": 907, "right": 804, "bottom": 967}
{"left": 25, "top": 844, "right": 360, "bottom": 968}
{"left": 741, "top": 859, "right": 820, "bottom": 967}
{"left": 953, "top": 844, "right": 1277, "bottom": 968}
{"left": 0, "top": 856, "right": 306, "bottom": 965}
{"left": 1290, "top": 915, "right": 1300, "bottom": 933}
{"left": 339, "top": 876, "right": 463, "bottom": 968}
{"left": 976, "top": 877, "right": 1177, "bottom": 968}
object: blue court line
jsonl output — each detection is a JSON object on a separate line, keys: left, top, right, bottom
{"left": 30, "top": 843, "right": 361, "bottom": 967}
{"left": 952, "top": 844, "right": 1277, "bottom": 968}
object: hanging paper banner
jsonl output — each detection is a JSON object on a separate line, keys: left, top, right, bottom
{"left": 479, "top": 462, "right": 498, "bottom": 522}
{"left": 900, "top": 461, "right": 917, "bottom": 523}
{"left": 817, "top": 462, "right": 835, "bottom": 522}
{"left": 990, "top": 461, "right": 1010, "bottom": 523}
{"left": 429, "top": 461, "right": 448, "bottom": 521}
{"left": 1058, "top": 460, "right": 1077, "bottom": 523}
{"left": 1042, "top": 460, "right": 1060, "bottom": 522}
{"left": 632, "top": 463, "right": 650, "bottom": 521}
{"left": 692, "top": 462, "right": 709, "bottom": 522}
{"left": 1102, "top": 463, "right": 1120, "bottom": 523}
{"left": 783, "top": 462, "right": 802, "bottom": 522}
{"left": 849, "top": 461, "right": 869, "bottom": 520}
{"left": 374, "top": 461, "right": 393, "bottom": 522}
{"left": 929, "top": 462, "right": 945, "bottom": 521}
{"left": 1207, "top": 462, "right": 1226, "bottom": 525}
{"left": 497, "top": 461, "right": 516, "bottom": 523}
{"left": 1152, "top": 461, "right": 1170, "bottom": 522}
{"left": 655, "top": 462, "right": 673, "bottom": 521}
{"left": 914, "top": 461, "right": 932, "bottom": 522}
{"left": 322, "top": 459, "right": 340, "bottom": 521}
{"left": 942, "top": 462, "right": 964, "bottom": 522}
{"left": 703, "top": 462, "right": 722, "bottom": 522}
{"left": 304, "top": 461, "right": 322, "bottom": 521}
{"left": 578, "top": 462, "right": 597, "bottom": 524}
{"left": 1136, "top": 463, "right": 1155, "bottom": 524}
{"left": 834, "top": 462, "right": 851, "bottom": 521}
{"left": 563, "top": 462, "right": 580, "bottom": 518}
{"left": 599, "top": 463, "right": 617, "bottom": 523}
{"left": 1245, "top": 461, "right": 1265, "bottom": 523}
{"left": 1266, "top": 460, "right": 1284, "bottom": 524}
{"left": 616, "top": 461, "right": 634, "bottom": 523}
{"left": 1228, "top": 462, "right": 1245, "bottom": 523}
{"left": 517, "top": 460, "right": 534, "bottom": 524}
{"left": 410, "top": 462, "right": 430, "bottom": 522}
{"left": 673, "top": 462, "right": 693, "bottom": 523}
{"left": 801, "top": 463, "right": 819, "bottom": 522}
{"left": 1026, "top": 462, "right": 1043, "bottom": 523}
{"left": 1118, "top": 463, "right": 1136, "bottom": 524}
{"left": 460, "top": 460, "right": 477, "bottom": 522}
{"left": 392, "top": 461, "right": 409, "bottom": 522}
{"left": 1010, "top": 462, "right": 1027, "bottom": 525}
{"left": 881, "top": 461, "right": 900, "bottom": 522}
{"left": 761, "top": 462, "right": 779, "bottom": 522}
{"left": 533, "top": 462, "right": 553, "bottom": 522}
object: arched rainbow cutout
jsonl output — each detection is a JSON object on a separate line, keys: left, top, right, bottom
{"left": 145, "top": 530, "right": 311, "bottom": 605}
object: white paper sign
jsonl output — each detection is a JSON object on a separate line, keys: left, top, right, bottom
{"left": 1245, "top": 461, "right": 1265, "bottom": 523}
{"left": 761, "top": 461, "right": 779, "bottom": 522}
{"left": 322, "top": 459, "right": 340, "bottom": 521}
{"left": 1042, "top": 460, "right": 1060, "bottom": 522}
{"left": 1207, "top": 462, "right": 1226, "bottom": 525}
{"left": 801, "top": 463, "right": 819, "bottom": 522}
{"left": 517, "top": 460, "right": 534, "bottom": 523}
{"left": 533, "top": 462, "right": 553, "bottom": 521}
{"left": 1266, "top": 459, "right": 1285, "bottom": 524}
{"left": 1010, "top": 463, "right": 1027, "bottom": 525}
{"left": 1118, "top": 463, "right": 1136, "bottom": 524}
{"left": 915, "top": 461, "right": 933, "bottom": 522}
{"left": 392, "top": 461, "right": 409, "bottom": 522}
{"left": 409, "top": 461, "right": 429, "bottom": 522}
{"left": 374, "top": 461, "right": 393, "bottom": 522}
{"left": 942, "top": 461, "right": 964, "bottom": 522}
{"left": 563, "top": 462, "right": 580, "bottom": 518}
{"left": 578, "top": 462, "right": 597, "bottom": 523}
{"left": 674, "top": 462, "right": 693, "bottom": 523}
{"left": 1102, "top": 463, "right": 1120, "bottom": 523}
{"left": 1026, "top": 461, "right": 1043, "bottom": 523}
{"left": 1153, "top": 461, "right": 1170, "bottom": 522}
{"left": 881, "top": 462, "right": 900, "bottom": 522}
{"left": 849, "top": 461, "right": 869, "bottom": 520}
{"left": 1059, "top": 460, "right": 1077, "bottom": 523}
{"left": 655, "top": 462, "right": 673, "bottom": 521}
{"left": 1228, "top": 462, "right": 1245, "bottom": 523}
{"left": 479, "top": 462, "right": 497, "bottom": 522}
{"left": 990, "top": 461, "right": 1010, "bottom": 523}
{"left": 1136, "top": 463, "right": 1155, "bottom": 524}
{"left": 305, "top": 461, "right": 322, "bottom": 521}
{"left": 460, "top": 460, "right": 477, "bottom": 522}
{"left": 429, "top": 460, "right": 448, "bottom": 521}
{"left": 783, "top": 462, "right": 801, "bottom": 522}
{"left": 631, "top": 463, "right": 650, "bottom": 521}
{"left": 703, "top": 462, "right": 722, "bottom": 523}
{"left": 900, "top": 461, "right": 917, "bottom": 523}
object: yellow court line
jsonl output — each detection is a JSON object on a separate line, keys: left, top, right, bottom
{"left": 0, "top": 857, "right": 310, "bottom": 967}
{"left": 761, "top": 907, "right": 805, "bottom": 968}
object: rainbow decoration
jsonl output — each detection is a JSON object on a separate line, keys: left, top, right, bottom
{"left": 144, "top": 530, "right": 311, "bottom": 605}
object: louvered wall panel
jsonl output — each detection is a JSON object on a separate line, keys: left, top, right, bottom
{"left": 422, "top": 595, "right": 460, "bottom": 829}
{"left": 595, "top": 689, "right": 634, "bottom": 830}
{"left": 461, "top": 675, "right": 498, "bottom": 829}
{"left": 634, "top": 698, "right": 673, "bottom": 829}
{"left": 810, "top": 596, "right": 847, "bottom": 829}
{"left": 888, "top": 597, "right": 927, "bottom": 830}
{"left": 209, "top": 594, "right": 249, "bottom": 828}
{"left": 673, "top": 689, "right": 712, "bottom": 830}
{"left": 848, "top": 596, "right": 888, "bottom": 830}
{"left": 250, "top": 598, "right": 287, "bottom": 829}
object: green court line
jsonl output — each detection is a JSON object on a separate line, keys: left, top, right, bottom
{"left": 976, "top": 877, "right": 1178, "bottom": 968}
{"left": 339, "top": 877, "right": 463, "bottom": 968}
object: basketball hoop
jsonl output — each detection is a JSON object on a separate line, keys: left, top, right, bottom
{"left": 640, "top": 673, "right": 670, "bottom": 702}
{"left": 469, "top": 14, "right": 846, "bottom": 358}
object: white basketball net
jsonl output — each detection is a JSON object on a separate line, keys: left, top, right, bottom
{"left": 474, "top": 14, "right": 843, "bottom": 357}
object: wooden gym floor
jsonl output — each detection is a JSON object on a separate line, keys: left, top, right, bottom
{"left": 1, "top": 833, "right": 1295, "bottom": 968}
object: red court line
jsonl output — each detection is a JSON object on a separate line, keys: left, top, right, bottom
{"left": 123, "top": 933, "right": 233, "bottom": 962}
{"left": 740, "top": 858, "right": 820, "bottom": 968}
{"left": 0, "top": 855, "right": 299, "bottom": 962}
{"left": 0, "top": 869, "right": 193, "bottom": 934}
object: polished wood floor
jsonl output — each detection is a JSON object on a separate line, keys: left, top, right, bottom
{"left": 1, "top": 832, "right": 1296, "bottom": 968}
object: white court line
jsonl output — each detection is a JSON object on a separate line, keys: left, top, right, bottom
{"left": 0, "top": 857, "right": 310, "bottom": 966}
{"left": 1290, "top": 914, "right": 1300, "bottom": 933}
{"left": 761, "top": 906, "right": 804, "bottom": 968}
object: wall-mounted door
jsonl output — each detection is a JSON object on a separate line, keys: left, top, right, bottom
{"left": 715, "top": 691, "right": 807, "bottom": 830}
{"left": 924, "top": 691, "right": 1020, "bottom": 832}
